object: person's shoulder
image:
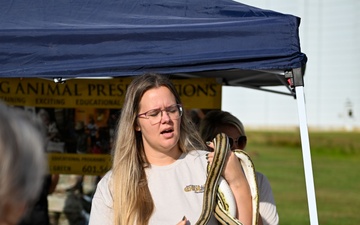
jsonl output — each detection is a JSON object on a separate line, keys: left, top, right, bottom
{"left": 93, "top": 170, "right": 113, "bottom": 197}
{"left": 92, "top": 170, "right": 114, "bottom": 208}
{"left": 255, "top": 171, "right": 269, "bottom": 181}
{"left": 103, "top": 170, "right": 113, "bottom": 180}
{"left": 255, "top": 171, "right": 273, "bottom": 190}
{"left": 180, "top": 150, "right": 209, "bottom": 173}
{"left": 186, "top": 149, "right": 209, "bottom": 158}
{"left": 184, "top": 150, "right": 209, "bottom": 167}
{"left": 97, "top": 170, "right": 113, "bottom": 187}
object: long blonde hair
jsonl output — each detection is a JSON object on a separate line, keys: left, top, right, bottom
{"left": 111, "top": 73, "right": 205, "bottom": 225}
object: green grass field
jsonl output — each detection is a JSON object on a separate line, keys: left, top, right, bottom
{"left": 245, "top": 130, "right": 360, "bottom": 225}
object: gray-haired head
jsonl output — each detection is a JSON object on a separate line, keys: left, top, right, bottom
{"left": 0, "top": 102, "right": 47, "bottom": 222}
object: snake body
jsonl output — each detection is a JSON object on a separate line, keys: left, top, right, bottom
{"left": 195, "top": 133, "right": 259, "bottom": 225}
{"left": 195, "top": 132, "right": 229, "bottom": 225}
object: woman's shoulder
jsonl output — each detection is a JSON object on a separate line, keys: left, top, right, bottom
{"left": 255, "top": 171, "right": 270, "bottom": 183}
{"left": 186, "top": 149, "right": 209, "bottom": 158}
{"left": 255, "top": 171, "right": 275, "bottom": 195}
{"left": 183, "top": 150, "right": 209, "bottom": 167}
{"left": 92, "top": 170, "right": 113, "bottom": 204}
{"left": 96, "top": 170, "right": 113, "bottom": 189}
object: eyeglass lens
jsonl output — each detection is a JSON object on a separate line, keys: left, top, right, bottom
{"left": 147, "top": 104, "right": 182, "bottom": 125}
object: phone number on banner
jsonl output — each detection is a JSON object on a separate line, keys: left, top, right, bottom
{"left": 48, "top": 153, "right": 112, "bottom": 175}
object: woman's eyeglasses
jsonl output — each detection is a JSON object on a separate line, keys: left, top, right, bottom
{"left": 137, "top": 104, "right": 183, "bottom": 125}
{"left": 228, "top": 135, "right": 247, "bottom": 150}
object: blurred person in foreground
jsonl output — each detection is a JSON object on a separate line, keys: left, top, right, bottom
{"left": 200, "top": 110, "right": 279, "bottom": 225}
{"left": 0, "top": 101, "right": 46, "bottom": 225}
{"left": 18, "top": 173, "right": 59, "bottom": 225}
{"left": 18, "top": 109, "right": 60, "bottom": 225}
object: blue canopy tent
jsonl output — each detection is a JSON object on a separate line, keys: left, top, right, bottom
{"left": 0, "top": 0, "right": 317, "bottom": 224}
{"left": 0, "top": 0, "right": 306, "bottom": 95}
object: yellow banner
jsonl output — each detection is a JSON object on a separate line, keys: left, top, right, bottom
{"left": 48, "top": 153, "right": 112, "bottom": 175}
{"left": 0, "top": 77, "right": 221, "bottom": 109}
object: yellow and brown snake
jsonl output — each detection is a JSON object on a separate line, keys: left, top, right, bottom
{"left": 195, "top": 133, "right": 259, "bottom": 225}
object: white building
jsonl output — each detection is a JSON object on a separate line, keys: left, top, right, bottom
{"left": 223, "top": 0, "right": 360, "bottom": 131}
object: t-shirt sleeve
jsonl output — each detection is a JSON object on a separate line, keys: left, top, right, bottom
{"left": 89, "top": 172, "right": 113, "bottom": 225}
{"left": 257, "top": 172, "right": 279, "bottom": 225}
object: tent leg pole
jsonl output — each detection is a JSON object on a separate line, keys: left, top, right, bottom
{"left": 295, "top": 86, "right": 319, "bottom": 225}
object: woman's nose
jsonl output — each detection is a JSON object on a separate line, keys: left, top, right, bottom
{"left": 160, "top": 110, "right": 171, "bottom": 123}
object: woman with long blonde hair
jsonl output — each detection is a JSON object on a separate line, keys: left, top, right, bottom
{"left": 89, "top": 73, "right": 253, "bottom": 225}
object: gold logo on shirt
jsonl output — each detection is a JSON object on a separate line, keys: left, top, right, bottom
{"left": 184, "top": 185, "right": 204, "bottom": 193}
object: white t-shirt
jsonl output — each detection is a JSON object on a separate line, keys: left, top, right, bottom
{"left": 89, "top": 150, "right": 218, "bottom": 225}
{"left": 256, "top": 171, "right": 279, "bottom": 225}
{"left": 89, "top": 150, "right": 279, "bottom": 225}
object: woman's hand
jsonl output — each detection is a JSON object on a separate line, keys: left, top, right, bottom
{"left": 206, "top": 142, "right": 243, "bottom": 184}
{"left": 176, "top": 216, "right": 187, "bottom": 225}
{"left": 206, "top": 142, "right": 253, "bottom": 225}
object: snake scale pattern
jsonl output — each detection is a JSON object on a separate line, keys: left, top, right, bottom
{"left": 195, "top": 133, "right": 259, "bottom": 225}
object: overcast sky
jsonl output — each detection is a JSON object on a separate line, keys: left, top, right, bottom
{"left": 223, "top": 0, "right": 360, "bottom": 130}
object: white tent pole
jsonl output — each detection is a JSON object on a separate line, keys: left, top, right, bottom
{"left": 295, "top": 86, "right": 319, "bottom": 225}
